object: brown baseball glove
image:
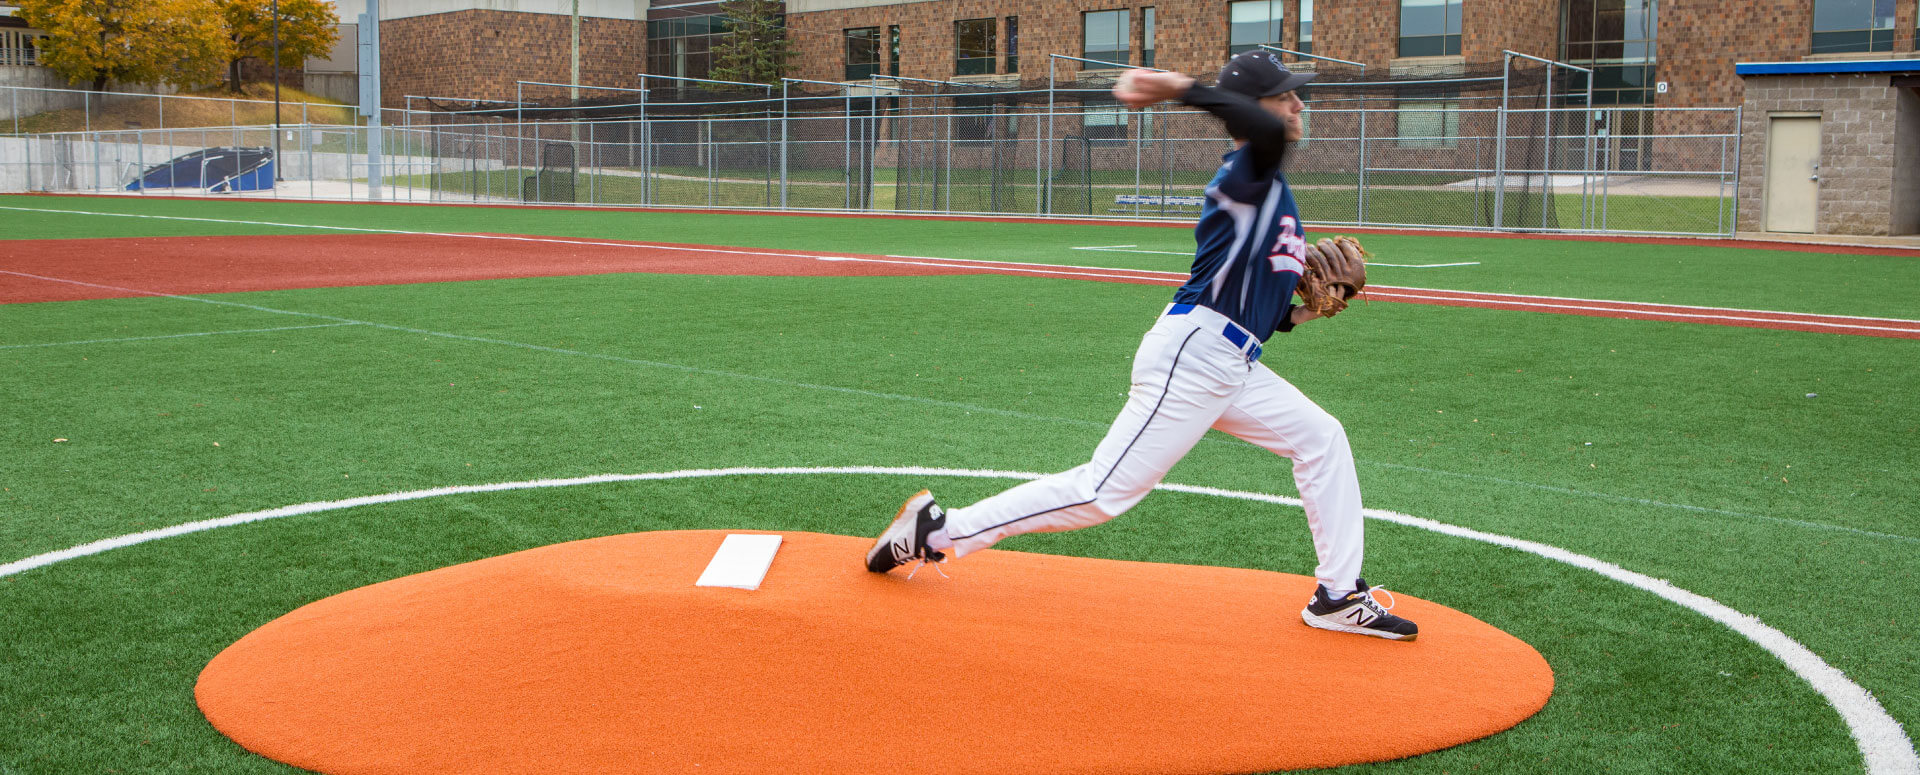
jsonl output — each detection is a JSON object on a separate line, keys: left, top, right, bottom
{"left": 1297, "top": 236, "right": 1369, "bottom": 317}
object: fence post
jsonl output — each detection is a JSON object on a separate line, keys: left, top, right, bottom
{"left": 1600, "top": 112, "right": 1611, "bottom": 232}
{"left": 1357, "top": 104, "right": 1369, "bottom": 226}
{"left": 779, "top": 83, "right": 789, "bottom": 209}
{"left": 1541, "top": 68, "right": 1554, "bottom": 230}
{"left": 1730, "top": 106, "right": 1743, "bottom": 236}
{"left": 1494, "top": 55, "right": 1511, "bottom": 229}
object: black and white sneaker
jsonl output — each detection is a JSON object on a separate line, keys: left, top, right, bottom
{"left": 865, "top": 489, "right": 947, "bottom": 573}
{"left": 1301, "top": 579, "right": 1419, "bottom": 641}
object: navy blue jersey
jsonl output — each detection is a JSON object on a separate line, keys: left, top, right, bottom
{"left": 1170, "top": 145, "right": 1305, "bottom": 341}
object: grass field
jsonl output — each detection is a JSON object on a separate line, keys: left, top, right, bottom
{"left": 1, "top": 194, "right": 1915, "bottom": 774}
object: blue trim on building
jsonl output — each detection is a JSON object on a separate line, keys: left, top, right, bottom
{"left": 1735, "top": 60, "right": 1920, "bottom": 76}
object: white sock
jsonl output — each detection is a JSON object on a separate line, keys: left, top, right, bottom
{"left": 1323, "top": 586, "right": 1354, "bottom": 602}
{"left": 926, "top": 528, "right": 954, "bottom": 551}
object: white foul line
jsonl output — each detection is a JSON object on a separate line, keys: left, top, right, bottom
{"left": 0, "top": 465, "right": 1911, "bottom": 775}
{"left": 1071, "top": 245, "right": 1482, "bottom": 268}
{"left": 8, "top": 204, "right": 1912, "bottom": 331}
{"left": 0, "top": 323, "right": 360, "bottom": 349}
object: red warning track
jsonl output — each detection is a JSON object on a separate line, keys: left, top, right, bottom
{"left": 4, "top": 232, "right": 1916, "bottom": 339}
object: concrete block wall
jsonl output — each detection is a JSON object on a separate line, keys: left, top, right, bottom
{"left": 1737, "top": 73, "right": 1915, "bottom": 235}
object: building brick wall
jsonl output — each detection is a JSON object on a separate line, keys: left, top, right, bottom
{"left": 382, "top": 10, "right": 644, "bottom": 106}
{"left": 788, "top": 0, "right": 1378, "bottom": 85}
{"left": 1736, "top": 73, "right": 1913, "bottom": 235}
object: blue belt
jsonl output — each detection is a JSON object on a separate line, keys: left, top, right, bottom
{"left": 1167, "top": 303, "right": 1262, "bottom": 362}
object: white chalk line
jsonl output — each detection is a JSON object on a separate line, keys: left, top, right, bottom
{"left": 0, "top": 465, "right": 1910, "bottom": 775}
{"left": 5, "top": 266, "right": 1908, "bottom": 547}
{"left": 1073, "top": 245, "right": 1482, "bottom": 267}
{"left": 0, "top": 323, "right": 360, "bottom": 350}
{"left": 1370, "top": 291, "right": 1920, "bottom": 335}
{"left": 8, "top": 204, "right": 1913, "bottom": 329}
{"left": 1364, "top": 461, "right": 1917, "bottom": 545}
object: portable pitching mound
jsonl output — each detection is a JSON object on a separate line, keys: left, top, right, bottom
{"left": 197, "top": 530, "right": 1553, "bottom": 774}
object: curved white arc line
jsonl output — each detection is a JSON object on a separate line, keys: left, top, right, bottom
{"left": 0, "top": 466, "right": 1911, "bottom": 774}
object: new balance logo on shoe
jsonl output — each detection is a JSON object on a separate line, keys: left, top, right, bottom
{"left": 1301, "top": 579, "right": 1419, "bottom": 641}
{"left": 865, "top": 490, "right": 947, "bottom": 574}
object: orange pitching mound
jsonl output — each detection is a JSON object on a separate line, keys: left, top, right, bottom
{"left": 197, "top": 530, "right": 1553, "bottom": 774}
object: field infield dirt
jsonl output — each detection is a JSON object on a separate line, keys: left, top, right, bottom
{"left": 197, "top": 530, "right": 1555, "bottom": 775}
{"left": 4, "top": 232, "right": 1915, "bottom": 339}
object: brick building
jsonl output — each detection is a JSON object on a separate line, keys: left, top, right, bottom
{"left": 348, "top": 0, "right": 1919, "bottom": 110}
{"left": 776, "top": 0, "right": 1919, "bottom": 109}
{"left": 330, "top": 0, "right": 648, "bottom": 106}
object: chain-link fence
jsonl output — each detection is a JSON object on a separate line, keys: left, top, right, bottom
{"left": 0, "top": 99, "right": 1740, "bottom": 236}
{"left": 1, "top": 84, "right": 362, "bottom": 136}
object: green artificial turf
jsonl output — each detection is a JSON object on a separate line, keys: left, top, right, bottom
{"left": 1, "top": 198, "right": 1916, "bottom": 774}
{"left": 4, "top": 194, "right": 1917, "bottom": 316}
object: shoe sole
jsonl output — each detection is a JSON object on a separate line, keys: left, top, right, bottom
{"left": 865, "top": 489, "right": 933, "bottom": 573}
{"left": 1299, "top": 608, "right": 1418, "bottom": 641}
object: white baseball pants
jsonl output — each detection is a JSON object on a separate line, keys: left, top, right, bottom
{"left": 943, "top": 304, "right": 1365, "bottom": 592}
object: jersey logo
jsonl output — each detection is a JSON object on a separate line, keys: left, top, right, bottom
{"left": 1265, "top": 216, "right": 1306, "bottom": 274}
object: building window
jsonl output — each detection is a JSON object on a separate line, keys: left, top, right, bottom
{"left": 1, "top": 29, "right": 46, "bottom": 67}
{"left": 1083, "top": 9, "right": 1131, "bottom": 68}
{"left": 845, "top": 26, "right": 881, "bottom": 80}
{"left": 1562, "top": 0, "right": 1657, "bottom": 105}
{"left": 1812, "top": 0, "right": 1895, "bottom": 53}
{"left": 647, "top": 13, "right": 730, "bottom": 80}
{"left": 1143, "top": 8, "right": 1156, "bottom": 68}
{"left": 1399, "top": 0, "right": 1462, "bottom": 57}
{"left": 1229, "top": 0, "right": 1284, "bottom": 55}
{"left": 1006, "top": 17, "right": 1019, "bottom": 72}
{"left": 1084, "top": 108, "right": 1131, "bottom": 139}
{"left": 1299, "top": 0, "right": 1314, "bottom": 55}
{"left": 1397, "top": 97, "right": 1460, "bottom": 148}
{"left": 888, "top": 24, "right": 901, "bottom": 76}
{"left": 956, "top": 18, "right": 996, "bottom": 76}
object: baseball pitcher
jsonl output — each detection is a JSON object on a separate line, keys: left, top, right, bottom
{"left": 867, "top": 52, "right": 1415, "bottom": 641}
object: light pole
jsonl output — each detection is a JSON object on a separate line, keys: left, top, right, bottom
{"left": 272, "top": 0, "right": 282, "bottom": 181}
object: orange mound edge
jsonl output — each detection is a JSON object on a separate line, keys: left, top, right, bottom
{"left": 196, "top": 530, "right": 1553, "bottom": 774}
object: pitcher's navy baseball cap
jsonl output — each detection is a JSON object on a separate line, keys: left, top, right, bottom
{"left": 1217, "top": 50, "right": 1317, "bottom": 99}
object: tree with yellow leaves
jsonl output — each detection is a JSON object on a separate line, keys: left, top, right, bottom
{"left": 220, "top": 0, "right": 339, "bottom": 94}
{"left": 16, "top": 0, "right": 229, "bottom": 92}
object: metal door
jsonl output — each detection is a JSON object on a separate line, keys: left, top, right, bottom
{"left": 1763, "top": 116, "right": 1820, "bottom": 233}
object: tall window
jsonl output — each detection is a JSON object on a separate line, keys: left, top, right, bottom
{"left": 1084, "top": 9, "right": 1131, "bottom": 67}
{"left": 1812, "top": 0, "right": 1895, "bottom": 53}
{"left": 1397, "top": 96, "right": 1461, "bottom": 148}
{"left": 1229, "top": 0, "right": 1284, "bottom": 54}
{"left": 1562, "top": 0, "right": 1657, "bottom": 105}
{"left": 647, "top": 13, "right": 729, "bottom": 80}
{"left": 956, "top": 18, "right": 997, "bottom": 76}
{"left": 1399, "top": 0, "right": 1462, "bottom": 57}
{"left": 845, "top": 27, "right": 881, "bottom": 80}
{"left": 1143, "top": 8, "right": 1157, "bottom": 68}
{"left": 1299, "top": 0, "right": 1314, "bottom": 55}
{"left": 888, "top": 25, "right": 901, "bottom": 76}
{"left": 1006, "top": 17, "right": 1020, "bottom": 72}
